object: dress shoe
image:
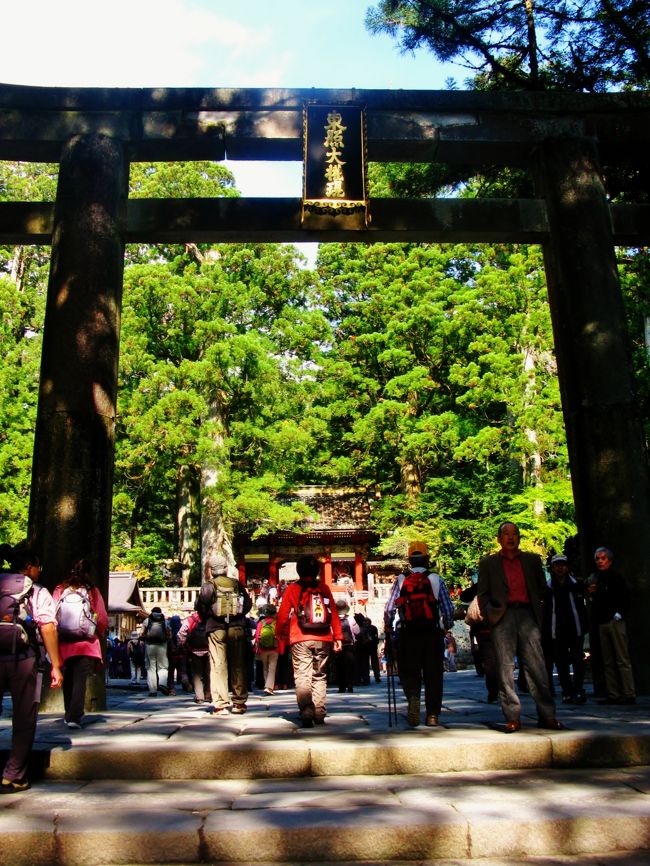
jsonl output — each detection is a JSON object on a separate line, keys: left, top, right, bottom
{"left": 504, "top": 720, "right": 521, "bottom": 733}
{"left": 537, "top": 717, "right": 565, "bottom": 730}
{"left": 425, "top": 714, "right": 439, "bottom": 727}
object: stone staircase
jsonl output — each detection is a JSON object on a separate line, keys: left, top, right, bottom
{"left": 2, "top": 674, "right": 650, "bottom": 865}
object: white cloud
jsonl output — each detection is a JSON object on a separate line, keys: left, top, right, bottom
{"left": 0, "top": 0, "right": 269, "bottom": 87}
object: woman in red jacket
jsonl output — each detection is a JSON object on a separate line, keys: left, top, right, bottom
{"left": 276, "top": 555, "right": 342, "bottom": 727}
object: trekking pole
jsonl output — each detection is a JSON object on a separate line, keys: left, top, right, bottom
{"left": 385, "top": 630, "right": 398, "bottom": 727}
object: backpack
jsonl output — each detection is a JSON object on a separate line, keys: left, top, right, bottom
{"left": 258, "top": 618, "right": 277, "bottom": 649}
{"left": 356, "top": 621, "right": 372, "bottom": 646}
{"left": 186, "top": 618, "right": 208, "bottom": 650}
{"left": 129, "top": 638, "right": 145, "bottom": 662}
{"left": 340, "top": 616, "right": 354, "bottom": 646}
{"left": 395, "top": 570, "right": 439, "bottom": 625}
{"left": 297, "top": 589, "right": 332, "bottom": 634}
{"left": 56, "top": 585, "right": 97, "bottom": 642}
{"left": 0, "top": 572, "right": 35, "bottom": 655}
{"left": 209, "top": 575, "right": 244, "bottom": 619}
{"left": 144, "top": 611, "right": 167, "bottom": 644}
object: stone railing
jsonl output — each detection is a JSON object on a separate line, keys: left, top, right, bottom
{"left": 139, "top": 584, "right": 395, "bottom": 619}
{"left": 140, "top": 587, "right": 200, "bottom": 616}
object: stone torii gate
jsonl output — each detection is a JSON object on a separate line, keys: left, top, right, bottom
{"left": 1, "top": 84, "right": 649, "bottom": 690}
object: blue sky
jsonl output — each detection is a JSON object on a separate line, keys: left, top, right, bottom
{"left": 0, "top": 1, "right": 450, "bottom": 91}
{"left": 0, "top": 1, "right": 452, "bottom": 204}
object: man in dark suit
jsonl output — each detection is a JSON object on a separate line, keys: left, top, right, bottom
{"left": 477, "top": 522, "right": 564, "bottom": 733}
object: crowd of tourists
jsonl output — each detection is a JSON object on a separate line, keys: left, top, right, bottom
{"left": 119, "top": 554, "right": 383, "bottom": 723}
{"left": 0, "top": 523, "right": 637, "bottom": 794}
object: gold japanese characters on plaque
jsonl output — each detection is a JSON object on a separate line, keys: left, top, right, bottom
{"left": 302, "top": 104, "right": 368, "bottom": 230}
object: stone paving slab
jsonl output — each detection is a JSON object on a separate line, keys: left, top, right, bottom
{"left": 39, "top": 860, "right": 650, "bottom": 866}
{"left": 2, "top": 672, "right": 650, "bottom": 864}
{"left": 3, "top": 671, "right": 649, "bottom": 782}
{"left": 1, "top": 767, "right": 649, "bottom": 865}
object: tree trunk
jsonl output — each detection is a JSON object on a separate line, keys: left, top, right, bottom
{"left": 200, "top": 401, "right": 236, "bottom": 577}
{"left": 176, "top": 464, "right": 201, "bottom": 586}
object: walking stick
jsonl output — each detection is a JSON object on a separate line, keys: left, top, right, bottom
{"left": 385, "top": 629, "right": 398, "bottom": 727}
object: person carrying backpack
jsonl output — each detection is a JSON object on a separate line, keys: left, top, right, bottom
{"left": 53, "top": 558, "right": 108, "bottom": 728}
{"left": 334, "top": 599, "right": 359, "bottom": 693}
{"left": 177, "top": 610, "right": 211, "bottom": 704}
{"left": 167, "top": 614, "right": 190, "bottom": 695}
{"left": 253, "top": 603, "right": 279, "bottom": 695}
{"left": 0, "top": 542, "right": 63, "bottom": 793}
{"left": 196, "top": 553, "right": 253, "bottom": 715}
{"left": 138, "top": 606, "right": 172, "bottom": 696}
{"left": 384, "top": 541, "right": 454, "bottom": 728}
{"left": 276, "top": 555, "right": 343, "bottom": 727}
{"left": 127, "top": 631, "right": 145, "bottom": 684}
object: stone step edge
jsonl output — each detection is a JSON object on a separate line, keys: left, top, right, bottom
{"left": 42, "top": 730, "right": 650, "bottom": 779}
{"left": 4, "top": 803, "right": 650, "bottom": 866}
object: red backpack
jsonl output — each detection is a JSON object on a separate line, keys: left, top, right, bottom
{"left": 395, "top": 571, "right": 439, "bottom": 624}
{"left": 297, "top": 589, "right": 332, "bottom": 634}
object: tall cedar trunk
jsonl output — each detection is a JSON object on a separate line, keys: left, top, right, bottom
{"left": 524, "top": 0, "right": 540, "bottom": 86}
{"left": 176, "top": 464, "right": 201, "bottom": 586}
{"left": 200, "top": 400, "right": 236, "bottom": 577}
{"left": 400, "top": 457, "right": 422, "bottom": 505}
{"left": 522, "top": 347, "right": 544, "bottom": 516}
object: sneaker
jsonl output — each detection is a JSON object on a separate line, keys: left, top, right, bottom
{"left": 425, "top": 714, "right": 439, "bottom": 727}
{"left": 1, "top": 778, "right": 31, "bottom": 794}
{"left": 230, "top": 705, "right": 247, "bottom": 715}
{"left": 65, "top": 721, "right": 82, "bottom": 729}
{"left": 210, "top": 706, "right": 231, "bottom": 716}
{"left": 167, "top": 689, "right": 177, "bottom": 696}
{"left": 407, "top": 696, "right": 421, "bottom": 727}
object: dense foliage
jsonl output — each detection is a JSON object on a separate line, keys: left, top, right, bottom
{"left": 0, "top": 156, "right": 579, "bottom": 582}
{"left": 366, "top": 1, "right": 650, "bottom": 92}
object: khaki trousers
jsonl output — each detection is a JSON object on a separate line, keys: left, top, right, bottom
{"left": 290, "top": 639, "right": 332, "bottom": 720}
{"left": 599, "top": 619, "right": 635, "bottom": 699}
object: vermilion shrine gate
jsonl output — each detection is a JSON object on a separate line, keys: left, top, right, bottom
{"left": 0, "top": 84, "right": 649, "bottom": 689}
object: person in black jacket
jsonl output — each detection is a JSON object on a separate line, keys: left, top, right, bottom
{"left": 585, "top": 547, "right": 635, "bottom": 705}
{"left": 543, "top": 555, "right": 587, "bottom": 704}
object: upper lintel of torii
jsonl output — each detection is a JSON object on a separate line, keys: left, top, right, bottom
{"left": 0, "top": 83, "right": 648, "bottom": 246}
{"left": 0, "top": 82, "right": 648, "bottom": 165}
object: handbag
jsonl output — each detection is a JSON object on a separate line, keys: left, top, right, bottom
{"left": 464, "top": 594, "right": 484, "bottom": 627}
